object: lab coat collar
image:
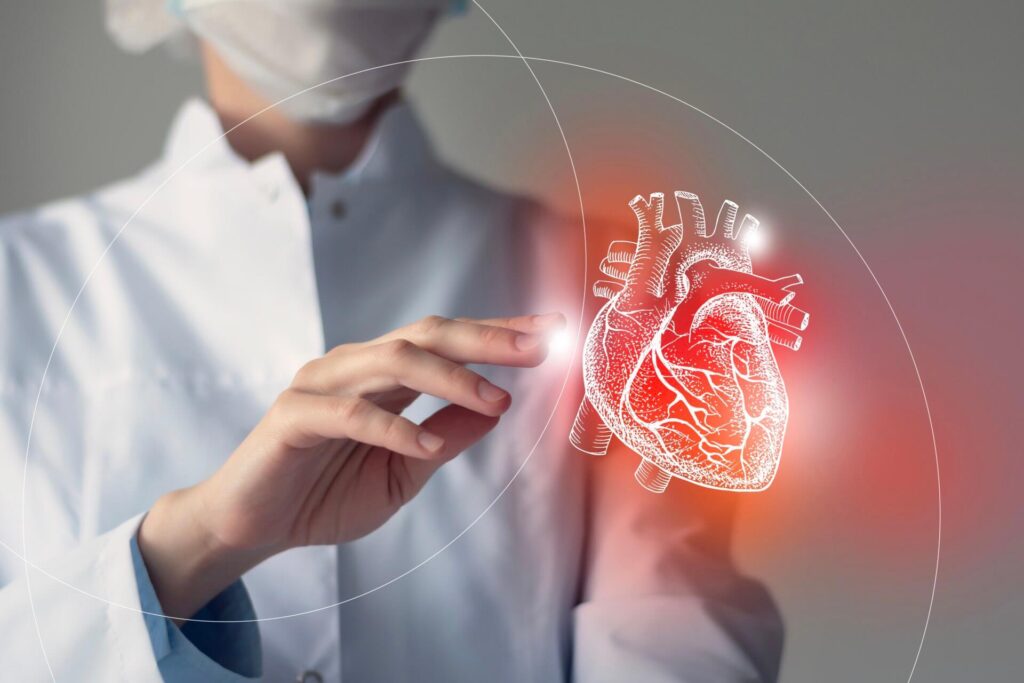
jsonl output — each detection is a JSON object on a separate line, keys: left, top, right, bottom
{"left": 161, "top": 97, "right": 441, "bottom": 184}
{"left": 312, "top": 98, "right": 441, "bottom": 186}
{"left": 160, "top": 98, "right": 241, "bottom": 172}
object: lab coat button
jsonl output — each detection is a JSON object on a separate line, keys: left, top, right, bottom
{"left": 297, "top": 670, "right": 323, "bottom": 683}
{"left": 330, "top": 199, "right": 346, "bottom": 220}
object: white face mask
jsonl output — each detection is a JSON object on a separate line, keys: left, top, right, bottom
{"left": 173, "top": 0, "right": 446, "bottom": 124}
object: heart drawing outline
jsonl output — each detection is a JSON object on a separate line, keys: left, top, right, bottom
{"left": 570, "top": 190, "right": 809, "bottom": 493}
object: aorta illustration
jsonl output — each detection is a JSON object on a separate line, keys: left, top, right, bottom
{"left": 570, "top": 191, "right": 809, "bottom": 493}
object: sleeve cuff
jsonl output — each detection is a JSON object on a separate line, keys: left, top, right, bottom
{"left": 130, "top": 529, "right": 262, "bottom": 681}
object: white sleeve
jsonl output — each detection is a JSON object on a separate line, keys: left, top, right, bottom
{"left": 572, "top": 468, "right": 784, "bottom": 683}
{"left": 0, "top": 514, "right": 164, "bottom": 680}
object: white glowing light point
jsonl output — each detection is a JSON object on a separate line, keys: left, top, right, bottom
{"left": 547, "top": 328, "right": 571, "bottom": 354}
{"left": 744, "top": 225, "right": 767, "bottom": 251}
{"left": 568, "top": 190, "right": 810, "bottom": 494}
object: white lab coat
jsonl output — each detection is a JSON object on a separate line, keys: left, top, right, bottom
{"left": 0, "top": 99, "right": 782, "bottom": 681}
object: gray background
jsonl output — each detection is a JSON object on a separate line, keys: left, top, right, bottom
{"left": 2, "top": 1, "right": 1021, "bottom": 681}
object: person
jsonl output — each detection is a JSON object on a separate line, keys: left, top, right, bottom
{"left": 0, "top": 0, "right": 783, "bottom": 680}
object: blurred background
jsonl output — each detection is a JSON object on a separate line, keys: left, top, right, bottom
{"left": 1, "top": 1, "right": 1020, "bottom": 680}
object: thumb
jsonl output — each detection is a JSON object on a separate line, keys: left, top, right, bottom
{"left": 399, "top": 404, "right": 501, "bottom": 495}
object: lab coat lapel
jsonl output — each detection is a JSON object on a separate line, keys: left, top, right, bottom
{"left": 159, "top": 100, "right": 343, "bottom": 680}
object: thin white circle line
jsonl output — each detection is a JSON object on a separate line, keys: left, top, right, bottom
{"left": 17, "top": 2, "right": 591, "bottom": 671}
{"left": 13, "top": 54, "right": 939, "bottom": 683}
{"left": 510, "top": 58, "right": 941, "bottom": 683}
{"left": 17, "top": 51, "right": 592, "bottom": 636}
{"left": 13, "top": 53, "right": 581, "bottom": 626}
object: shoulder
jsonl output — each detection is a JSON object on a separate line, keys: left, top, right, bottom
{"left": 0, "top": 167, "right": 164, "bottom": 385}
{"left": 429, "top": 164, "right": 579, "bottom": 254}
{"left": 0, "top": 163, "right": 165, "bottom": 262}
{"left": 442, "top": 167, "right": 591, "bottom": 322}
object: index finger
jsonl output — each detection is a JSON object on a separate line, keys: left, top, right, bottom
{"left": 455, "top": 312, "right": 566, "bottom": 334}
{"left": 380, "top": 315, "right": 556, "bottom": 367}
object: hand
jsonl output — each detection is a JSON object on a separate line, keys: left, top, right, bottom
{"left": 138, "top": 313, "right": 563, "bottom": 620}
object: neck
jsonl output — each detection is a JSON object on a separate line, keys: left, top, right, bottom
{"left": 201, "top": 43, "right": 394, "bottom": 194}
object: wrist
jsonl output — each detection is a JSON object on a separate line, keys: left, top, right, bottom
{"left": 138, "top": 486, "right": 270, "bottom": 623}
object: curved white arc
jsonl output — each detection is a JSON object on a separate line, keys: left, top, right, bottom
{"left": 514, "top": 57, "right": 940, "bottom": 682}
{"left": 14, "top": 52, "right": 939, "bottom": 683}
{"left": 17, "top": 5, "right": 593, "bottom": 674}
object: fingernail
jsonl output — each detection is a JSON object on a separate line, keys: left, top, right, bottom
{"left": 532, "top": 312, "right": 566, "bottom": 329}
{"left": 477, "top": 380, "right": 508, "bottom": 402}
{"left": 515, "top": 333, "right": 543, "bottom": 350}
{"left": 418, "top": 431, "right": 445, "bottom": 453}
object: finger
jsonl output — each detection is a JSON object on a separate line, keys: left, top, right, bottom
{"left": 384, "top": 316, "right": 550, "bottom": 367}
{"left": 312, "top": 340, "right": 512, "bottom": 417}
{"left": 716, "top": 200, "right": 739, "bottom": 239}
{"left": 456, "top": 312, "right": 566, "bottom": 334}
{"left": 599, "top": 257, "right": 630, "bottom": 280}
{"left": 272, "top": 389, "right": 446, "bottom": 459}
{"left": 399, "top": 404, "right": 502, "bottom": 492}
{"left": 593, "top": 279, "right": 623, "bottom": 299}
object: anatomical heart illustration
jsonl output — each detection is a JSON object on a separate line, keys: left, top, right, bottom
{"left": 570, "top": 190, "right": 809, "bottom": 493}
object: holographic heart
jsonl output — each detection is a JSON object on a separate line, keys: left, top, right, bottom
{"left": 570, "top": 190, "right": 809, "bottom": 492}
